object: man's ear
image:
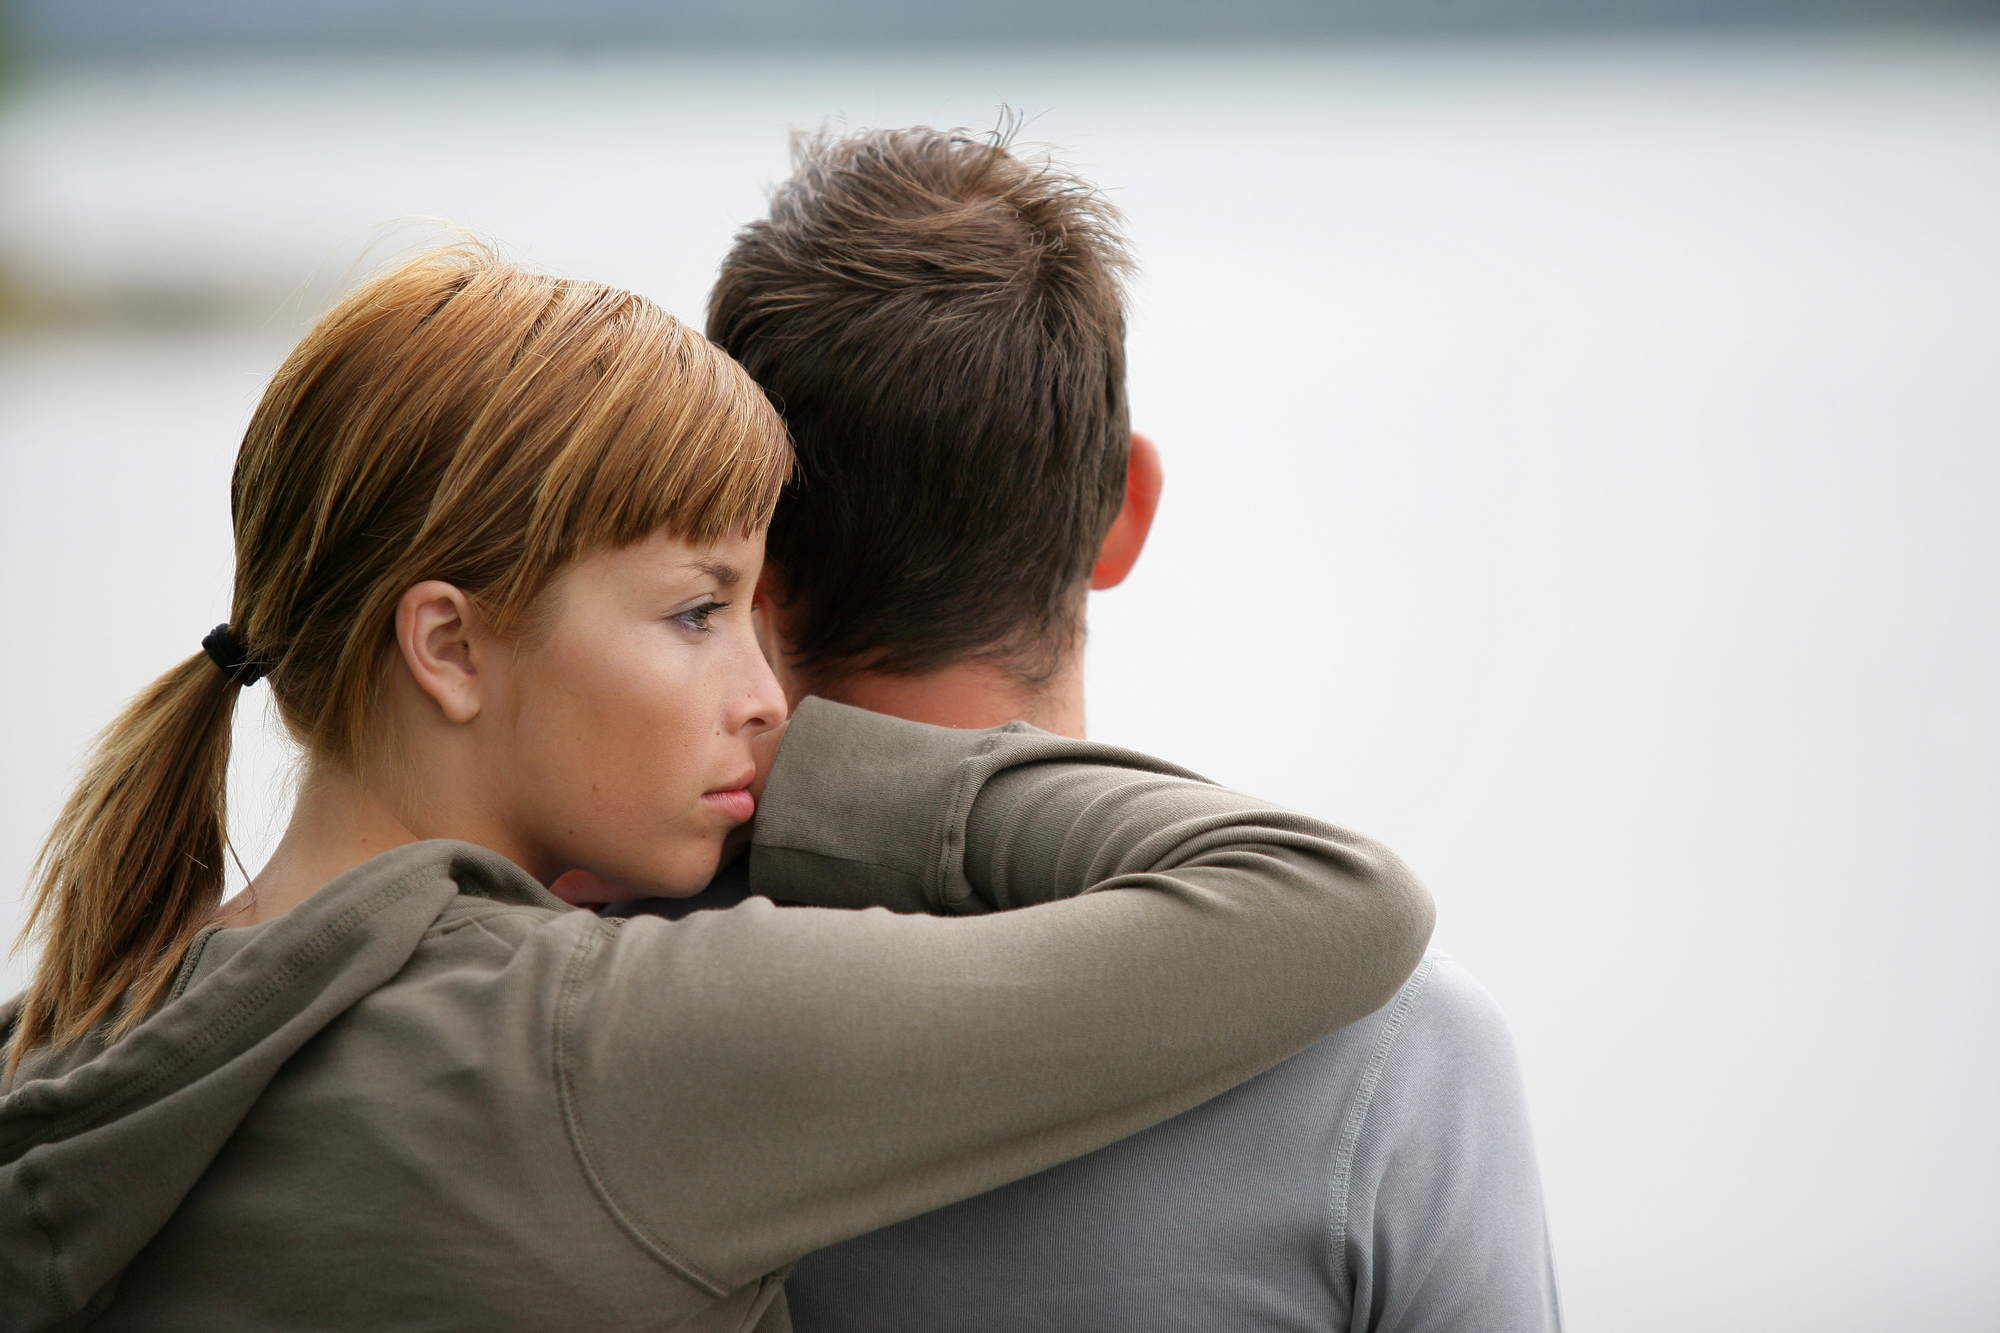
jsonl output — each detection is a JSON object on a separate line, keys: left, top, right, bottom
{"left": 395, "top": 581, "right": 485, "bottom": 724}
{"left": 1091, "top": 431, "right": 1164, "bottom": 591}
{"left": 752, "top": 567, "right": 791, "bottom": 664}
{"left": 754, "top": 566, "right": 788, "bottom": 612}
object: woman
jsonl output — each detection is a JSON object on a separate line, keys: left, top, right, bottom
{"left": 0, "top": 247, "right": 1432, "bottom": 1333}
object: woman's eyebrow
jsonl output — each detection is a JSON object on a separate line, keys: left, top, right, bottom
{"left": 685, "top": 560, "right": 743, "bottom": 589}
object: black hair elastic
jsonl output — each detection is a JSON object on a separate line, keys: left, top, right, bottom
{"left": 201, "top": 624, "right": 268, "bottom": 687}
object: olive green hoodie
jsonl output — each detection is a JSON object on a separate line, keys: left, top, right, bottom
{"left": 0, "top": 699, "right": 1432, "bottom": 1333}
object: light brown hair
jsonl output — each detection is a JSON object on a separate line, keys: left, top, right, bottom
{"left": 708, "top": 125, "right": 1131, "bottom": 680}
{"left": 9, "top": 244, "right": 789, "bottom": 1066}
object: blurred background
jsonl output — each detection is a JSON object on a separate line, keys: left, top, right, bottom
{"left": 2, "top": 1, "right": 1995, "bottom": 1328}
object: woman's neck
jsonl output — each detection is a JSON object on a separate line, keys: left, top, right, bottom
{"left": 212, "top": 761, "right": 421, "bottom": 929}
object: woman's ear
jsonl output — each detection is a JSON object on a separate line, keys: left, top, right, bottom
{"left": 395, "top": 581, "right": 485, "bottom": 724}
{"left": 1091, "top": 431, "right": 1164, "bottom": 591}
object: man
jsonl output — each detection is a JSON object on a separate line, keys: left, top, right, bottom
{"left": 698, "top": 126, "right": 1562, "bottom": 1332}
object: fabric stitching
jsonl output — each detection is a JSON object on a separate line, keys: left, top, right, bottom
{"left": 165, "top": 927, "right": 218, "bottom": 1004}
{"left": 929, "top": 729, "right": 1010, "bottom": 911}
{"left": 4, "top": 863, "right": 447, "bottom": 1156}
{"left": 20, "top": 1159, "right": 75, "bottom": 1314}
{"left": 425, "top": 912, "right": 513, "bottom": 939}
{"left": 551, "top": 921, "right": 730, "bottom": 1299}
{"left": 733, "top": 1270, "right": 789, "bottom": 1333}
{"left": 424, "top": 913, "right": 528, "bottom": 953}
{"left": 423, "top": 901, "right": 560, "bottom": 939}
{"left": 1327, "top": 956, "right": 1437, "bottom": 1292}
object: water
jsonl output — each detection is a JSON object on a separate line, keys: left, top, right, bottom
{"left": 3, "top": 32, "right": 1997, "bottom": 1329}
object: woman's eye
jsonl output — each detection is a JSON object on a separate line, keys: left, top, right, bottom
{"left": 672, "top": 600, "right": 729, "bottom": 633}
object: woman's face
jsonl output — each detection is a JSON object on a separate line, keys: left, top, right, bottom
{"left": 475, "top": 527, "right": 786, "bottom": 901}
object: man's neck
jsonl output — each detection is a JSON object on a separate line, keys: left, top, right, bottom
{"left": 801, "top": 655, "right": 1085, "bottom": 739}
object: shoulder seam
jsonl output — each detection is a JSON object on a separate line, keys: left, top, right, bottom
{"left": 19, "top": 1159, "right": 75, "bottom": 1316}
{"left": 1327, "top": 956, "right": 1438, "bottom": 1292}
{"left": 551, "top": 922, "right": 732, "bottom": 1299}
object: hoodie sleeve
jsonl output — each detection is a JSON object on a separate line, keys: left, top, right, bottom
{"left": 554, "top": 698, "right": 1434, "bottom": 1296}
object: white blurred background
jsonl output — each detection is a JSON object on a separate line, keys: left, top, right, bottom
{"left": 1, "top": 4, "right": 1995, "bottom": 1328}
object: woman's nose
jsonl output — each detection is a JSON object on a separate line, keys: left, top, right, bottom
{"left": 732, "top": 633, "right": 789, "bottom": 735}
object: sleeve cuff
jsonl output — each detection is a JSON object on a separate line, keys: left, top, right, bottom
{"left": 748, "top": 697, "right": 1014, "bottom": 914}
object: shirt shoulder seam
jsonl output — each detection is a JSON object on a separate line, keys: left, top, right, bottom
{"left": 551, "top": 921, "right": 732, "bottom": 1300}
{"left": 1327, "top": 954, "right": 1439, "bottom": 1291}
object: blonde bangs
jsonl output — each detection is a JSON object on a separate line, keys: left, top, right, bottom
{"left": 502, "top": 296, "right": 792, "bottom": 617}
{"left": 320, "top": 249, "right": 793, "bottom": 634}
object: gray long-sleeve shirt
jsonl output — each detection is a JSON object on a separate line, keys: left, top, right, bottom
{"left": 785, "top": 952, "right": 1562, "bottom": 1333}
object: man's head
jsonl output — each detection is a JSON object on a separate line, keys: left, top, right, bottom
{"left": 709, "top": 126, "right": 1150, "bottom": 696}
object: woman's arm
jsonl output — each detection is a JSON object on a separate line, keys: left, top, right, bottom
{"left": 560, "top": 698, "right": 1433, "bottom": 1294}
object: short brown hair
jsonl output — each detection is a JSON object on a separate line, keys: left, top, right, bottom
{"left": 708, "top": 126, "right": 1132, "bottom": 679}
{"left": 12, "top": 244, "right": 788, "bottom": 1065}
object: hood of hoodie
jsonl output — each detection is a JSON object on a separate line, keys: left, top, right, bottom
{"left": 0, "top": 840, "right": 565, "bottom": 1329}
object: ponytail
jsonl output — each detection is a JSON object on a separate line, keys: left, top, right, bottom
{"left": 9, "top": 652, "right": 240, "bottom": 1069}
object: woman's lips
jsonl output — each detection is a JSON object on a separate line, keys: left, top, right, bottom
{"left": 702, "top": 787, "right": 755, "bottom": 824}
